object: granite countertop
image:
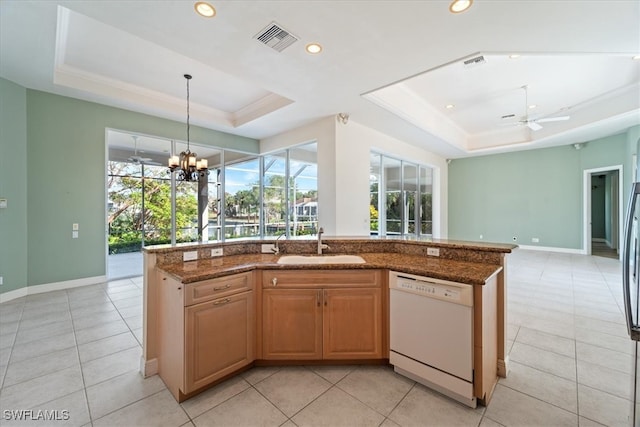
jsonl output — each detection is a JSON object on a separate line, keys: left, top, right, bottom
{"left": 158, "top": 252, "right": 503, "bottom": 286}
{"left": 144, "top": 236, "right": 516, "bottom": 254}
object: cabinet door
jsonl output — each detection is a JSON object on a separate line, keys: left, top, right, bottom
{"left": 262, "top": 289, "right": 322, "bottom": 359}
{"left": 323, "top": 288, "right": 383, "bottom": 359}
{"left": 185, "top": 290, "right": 254, "bottom": 393}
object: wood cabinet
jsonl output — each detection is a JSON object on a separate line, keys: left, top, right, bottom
{"left": 185, "top": 290, "right": 254, "bottom": 393}
{"left": 323, "top": 287, "right": 382, "bottom": 359}
{"left": 158, "top": 272, "right": 254, "bottom": 401}
{"left": 262, "top": 289, "right": 322, "bottom": 359}
{"left": 261, "top": 270, "right": 383, "bottom": 360}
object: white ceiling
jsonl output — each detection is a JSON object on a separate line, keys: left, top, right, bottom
{"left": 2, "top": 1, "right": 639, "bottom": 159}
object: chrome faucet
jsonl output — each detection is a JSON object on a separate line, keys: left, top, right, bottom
{"left": 317, "top": 227, "right": 329, "bottom": 255}
{"left": 272, "top": 234, "right": 285, "bottom": 255}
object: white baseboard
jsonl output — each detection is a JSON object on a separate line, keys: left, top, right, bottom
{"left": 141, "top": 357, "right": 158, "bottom": 377}
{"left": 517, "top": 245, "right": 585, "bottom": 255}
{"left": 0, "top": 275, "right": 107, "bottom": 303}
{"left": 0, "top": 287, "right": 28, "bottom": 304}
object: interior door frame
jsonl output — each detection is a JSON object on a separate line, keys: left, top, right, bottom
{"left": 583, "top": 165, "right": 623, "bottom": 258}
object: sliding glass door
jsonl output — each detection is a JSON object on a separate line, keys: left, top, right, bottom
{"left": 369, "top": 152, "right": 433, "bottom": 238}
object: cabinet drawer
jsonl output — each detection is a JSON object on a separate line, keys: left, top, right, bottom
{"left": 185, "top": 272, "right": 253, "bottom": 306}
{"left": 262, "top": 269, "right": 381, "bottom": 289}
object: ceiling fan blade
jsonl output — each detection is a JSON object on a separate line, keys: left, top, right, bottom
{"left": 527, "top": 122, "right": 543, "bottom": 131}
{"left": 536, "top": 116, "right": 570, "bottom": 123}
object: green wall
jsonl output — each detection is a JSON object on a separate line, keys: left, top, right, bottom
{"left": 0, "top": 78, "right": 28, "bottom": 293}
{"left": 1, "top": 81, "right": 258, "bottom": 294}
{"left": 448, "top": 131, "right": 634, "bottom": 250}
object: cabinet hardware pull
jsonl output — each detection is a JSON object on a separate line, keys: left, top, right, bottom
{"left": 324, "top": 290, "right": 327, "bottom": 306}
{"left": 213, "top": 284, "right": 231, "bottom": 291}
{"left": 178, "top": 287, "right": 182, "bottom": 290}
{"left": 213, "top": 298, "right": 231, "bottom": 305}
{"left": 271, "top": 277, "right": 278, "bottom": 286}
{"left": 317, "top": 290, "right": 320, "bottom": 307}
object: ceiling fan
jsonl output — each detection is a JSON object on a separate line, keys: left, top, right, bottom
{"left": 504, "top": 85, "right": 571, "bottom": 131}
{"left": 127, "top": 136, "right": 161, "bottom": 165}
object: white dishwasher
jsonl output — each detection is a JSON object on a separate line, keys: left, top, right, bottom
{"left": 389, "top": 271, "right": 476, "bottom": 408}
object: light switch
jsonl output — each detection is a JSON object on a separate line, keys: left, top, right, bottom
{"left": 0, "top": 199, "right": 7, "bottom": 209}
{"left": 183, "top": 251, "right": 198, "bottom": 261}
{"left": 72, "top": 223, "right": 79, "bottom": 231}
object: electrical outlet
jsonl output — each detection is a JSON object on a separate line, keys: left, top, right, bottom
{"left": 72, "top": 231, "right": 79, "bottom": 239}
{"left": 72, "top": 223, "right": 79, "bottom": 231}
{"left": 426, "top": 247, "right": 440, "bottom": 256}
{"left": 211, "top": 248, "right": 223, "bottom": 257}
{"left": 261, "top": 244, "right": 277, "bottom": 254}
{"left": 532, "top": 237, "right": 539, "bottom": 243}
{"left": 0, "top": 276, "right": 3, "bottom": 286}
{"left": 183, "top": 251, "right": 198, "bottom": 261}
{"left": 479, "top": 234, "right": 483, "bottom": 240}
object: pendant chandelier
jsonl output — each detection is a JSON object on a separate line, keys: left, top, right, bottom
{"left": 168, "top": 74, "right": 208, "bottom": 181}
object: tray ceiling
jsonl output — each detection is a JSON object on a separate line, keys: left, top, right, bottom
{"left": 1, "top": 1, "right": 639, "bottom": 158}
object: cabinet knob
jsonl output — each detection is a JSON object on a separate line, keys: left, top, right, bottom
{"left": 271, "top": 277, "right": 278, "bottom": 286}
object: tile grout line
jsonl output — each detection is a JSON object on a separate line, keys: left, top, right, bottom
{"left": 571, "top": 263, "right": 581, "bottom": 422}
{"left": 0, "top": 298, "right": 25, "bottom": 390}
{"left": 68, "top": 282, "right": 100, "bottom": 425}
{"left": 382, "top": 380, "right": 417, "bottom": 426}
{"left": 248, "top": 379, "right": 293, "bottom": 423}
{"left": 331, "top": 365, "right": 420, "bottom": 422}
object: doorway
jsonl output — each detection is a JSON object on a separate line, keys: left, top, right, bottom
{"left": 583, "top": 165, "right": 623, "bottom": 259}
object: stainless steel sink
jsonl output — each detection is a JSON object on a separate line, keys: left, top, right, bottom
{"left": 277, "top": 255, "right": 366, "bottom": 265}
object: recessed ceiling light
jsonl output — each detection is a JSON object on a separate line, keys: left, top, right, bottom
{"left": 509, "top": 54, "right": 521, "bottom": 59}
{"left": 528, "top": 104, "right": 537, "bottom": 109}
{"left": 305, "top": 43, "right": 322, "bottom": 54}
{"left": 449, "top": 0, "right": 473, "bottom": 13}
{"left": 445, "top": 104, "right": 455, "bottom": 109}
{"left": 194, "top": 2, "right": 216, "bottom": 18}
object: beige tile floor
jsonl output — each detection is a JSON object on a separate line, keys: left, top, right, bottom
{"left": 0, "top": 249, "right": 630, "bottom": 426}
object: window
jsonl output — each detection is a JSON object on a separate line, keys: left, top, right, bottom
{"left": 289, "top": 143, "right": 318, "bottom": 237}
{"left": 369, "top": 152, "right": 433, "bottom": 237}
{"left": 107, "top": 130, "right": 319, "bottom": 256}
{"left": 263, "top": 151, "right": 287, "bottom": 237}
{"left": 107, "top": 134, "right": 195, "bottom": 254}
{"left": 263, "top": 142, "right": 318, "bottom": 238}
{"left": 224, "top": 154, "right": 260, "bottom": 239}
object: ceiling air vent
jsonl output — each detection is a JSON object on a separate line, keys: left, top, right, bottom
{"left": 463, "top": 55, "right": 486, "bottom": 68}
{"left": 501, "top": 114, "right": 516, "bottom": 120}
{"left": 254, "top": 22, "right": 299, "bottom": 53}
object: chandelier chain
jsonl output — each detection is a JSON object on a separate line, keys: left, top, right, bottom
{"left": 168, "top": 73, "right": 207, "bottom": 182}
{"left": 185, "top": 74, "right": 191, "bottom": 150}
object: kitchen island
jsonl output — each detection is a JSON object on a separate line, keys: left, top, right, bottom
{"left": 142, "top": 237, "right": 515, "bottom": 404}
